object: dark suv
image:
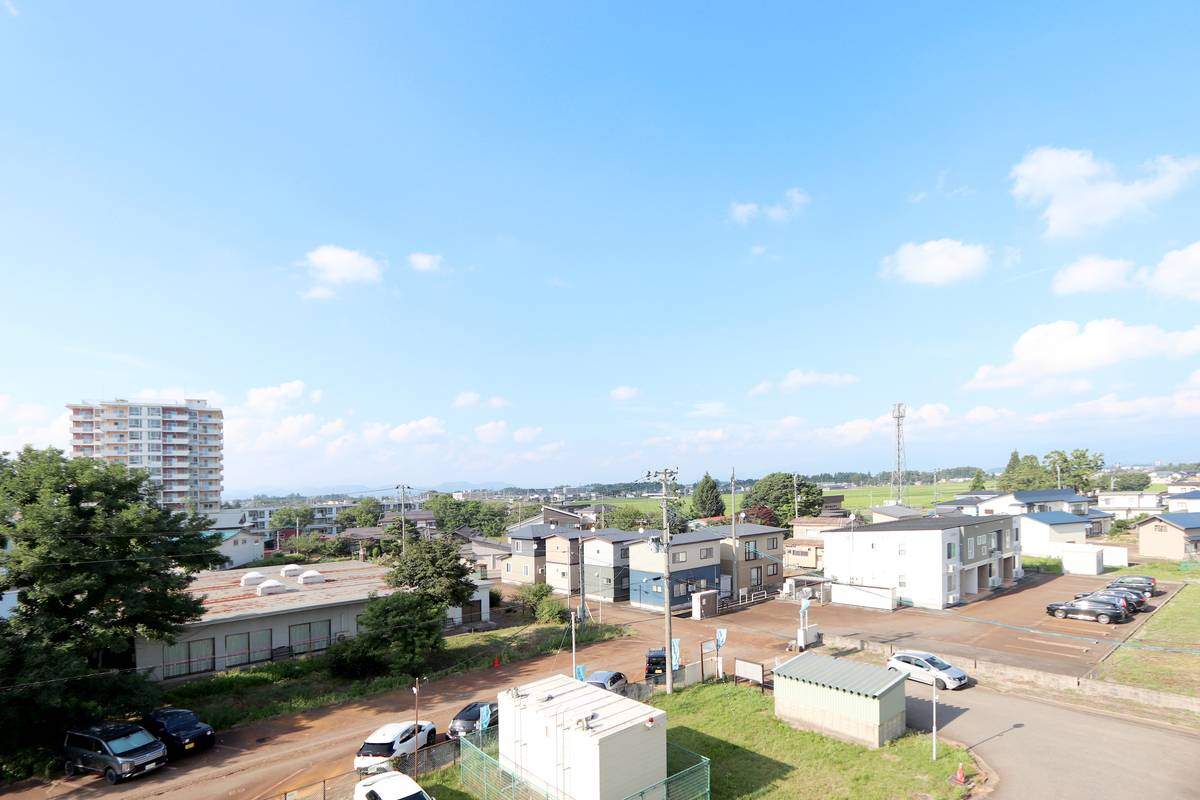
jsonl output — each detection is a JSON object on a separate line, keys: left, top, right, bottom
{"left": 1046, "top": 598, "right": 1129, "bottom": 624}
{"left": 1107, "top": 575, "right": 1157, "bottom": 597}
{"left": 645, "top": 648, "right": 667, "bottom": 682}
{"left": 63, "top": 723, "right": 167, "bottom": 784}
{"left": 141, "top": 708, "right": 214, "bottom": 758}
{"left": 1075, "top": 587, "right": 1147, "bottom": 611}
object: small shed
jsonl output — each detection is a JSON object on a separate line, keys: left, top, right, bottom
{"left": 773, "top": 652, "right": 906, "bottom": 748}
{"left": 1060, "top": 544, "right": 1104, "bottom": 576}
{"left": 497, "top": 674, "right": 666, "bottom": 800}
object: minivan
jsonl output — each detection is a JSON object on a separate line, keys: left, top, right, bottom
{"left": 63, "top": 723, "right": 168, "bottom": 784}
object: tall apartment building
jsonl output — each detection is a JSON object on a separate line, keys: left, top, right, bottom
{"left": 67, "top": 398, "right": 224, "bottom": 512}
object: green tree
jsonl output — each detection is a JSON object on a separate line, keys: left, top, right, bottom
{"left": 270, "top": 505, "right": 314, "bottom": 534}
{"left": 388, "top": 535, "right": 476, "bottom": 609}
{"left": 356, "top": 590, "right": 446, "bottom": 673}
{"left": 969, "top": 468, "right": 987, "bottom": 492}
{"left": 1115, "top": 471, "right": 1151, "bottom": 491}
{"left": 997, "top": 450, "right": 1022, "bottom": 493}
{"left": 741, "top": 472, "right": 821, "bottom": 524}
{"left": 335, "top": 497, "right": 384, "bottom": 531}
{"left": 1043, "top": 448, "right": 1105, "bottom": 492}
{"left": 607, "top": 505, "right": 655, "bottom": 531}
{"left": 1014, "top": 454, "right": 1055, "bottom": 490}
{"left": 691, "top": 473, "right": 725, "bottom": 518}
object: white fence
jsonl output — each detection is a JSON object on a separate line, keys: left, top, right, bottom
{"left": 1028, "top": 541, "right": 1129, "bottom": 570}
{"left": 830, "top": 583, "right": 897, "bottom": 610}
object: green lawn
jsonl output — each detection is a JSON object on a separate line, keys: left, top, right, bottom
{"left": 1021, "top": 555, "right": 1064, "bottom": 574}
{"left": 1095, "top": 584, "right": 1200, "bottom": 696}
{"left": 648, "top": 682, "right": 976, "bottom": 800}
{"left": 1107, "top": 560, "right": 1200, "bottom": 582}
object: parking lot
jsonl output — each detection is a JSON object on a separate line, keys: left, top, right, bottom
{"left": 726, "top": 572, "right": 1182, "bottom": 676}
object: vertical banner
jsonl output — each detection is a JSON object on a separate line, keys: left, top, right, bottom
{"left": 670, "top": 638, "right": 680, "bottom": 670}
{"left": 479, "top": 703, "right": 492, "bottom": 731}
{"left": 716, "top": 628, "right": 727, "bottom": 648}
{"left": 575, "top": 664, "right": 587, "bottom": 681}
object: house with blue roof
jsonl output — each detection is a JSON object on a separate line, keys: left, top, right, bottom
{"left": 206, "top": 509, "right": 266, "bottom": 568}
{"left": 1017, "top": 511, "right": 1090, "bottom": 556}
{"left": 1135, "top": 514, "right": 1200, "bottom": 561}
{"left": 976, "top": 488, "right": 1094, "bottom": 517}
{"left": 1166, "top": 490, "right": 1200, "bottom": 514}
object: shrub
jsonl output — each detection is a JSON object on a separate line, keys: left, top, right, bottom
{"left": 535, "top": 596, "right": 566, "bottom": 624}
{"left": 325, "top": 638, "right": 387, "bottom": 679}
{"left": 517, "top": 583, "right": 553, "bottom": 612}
{"left": 0, "top": 746, "right": 58, "bottom": 783}
{"left": 489, "top": 587, "right": 504, "bottom": 609}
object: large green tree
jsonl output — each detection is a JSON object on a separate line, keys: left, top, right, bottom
{"left": 423, "top": 493, "right": 508, "bottom": 536}
{"left": 388, "top": 535, "right": 476, "bottom": 609}
{"left": 335, "top": 497, "right": 384, "bottom": 531}
{"left": 1043, "top": 448, "right": 1105, "bottom": 493}
{"left": 356, "top": 590, "right": 446, "bottom": 672}
{"left": 740, "top": 472, "right": 822, "bottom": 524}
{"left": 997, "top": 450, "right": 1022, "bottom": 493}
{"left": 1114, "top": 471, "right": 1151, "bottom": 491}
{"left": 969, "top": 468, "right": 987, "bottom": 492}
{"left": 691, "top": 473, "right": 725, "bottom": 518}
{"left": 269, "top": 505, "right": 314, "bottom": 533}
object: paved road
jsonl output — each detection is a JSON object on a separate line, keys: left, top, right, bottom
{"left": 905, "top": 684, "right": 1199, "bottom": 799}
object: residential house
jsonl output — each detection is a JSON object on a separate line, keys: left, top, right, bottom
{"left": 461, "top": 537, "right": 511, "bottom": 580}
{"left": 1084, "top": 507, "right": 1114, "bottom": 535}
{"left": 504, "top": 524, "right": 561, "bottom": 585}
{"left": 823, "top": 515, "right": 1020, "bottom": 609}
{"left": 207, "top": 509, "right": 266, "bottom": 568}
{"left": 579, "top": 528, "right": 654, "bottom": 603}
{"left": 133, "top": 560, "right": 491, "bottom": 681}
{"left": 701, "top": 523, "right": 785, "bottom": 599}
{"left": 1166, "top": 480, "right": 1200, "bottom": 495}
{"left": 505, "top": 506, "right": 582, "bottom": 533}
{"left": 380, "top": 509, "right": 438, "bottom": 532}
{"left": 545, "top": 529, "right": 589, "bottom": 596}
{"left": 933, "top": 496, "right": 988, "bottom": 516}
{"left": 628, "top": 529, "right": 722, "bottom": 610}
{"left": 577, "top": 504, "right": 618, "bottom": 528}
{"left": 821, "top": 495, "right": 850, "bottom": 517}
{"left": 1017, "top": 512, "right": 1091, "bottom": 556}
{"left": 1166, "top": 490, "right": 1200, "bottom": 514}
{"left": 975, "top": 488, "right": 1093, "bottom": 517}
{"left": 1094, "top": 491, "right": 1165, "bottom": 520}
{"left": 867, "top": 505, "right": 926, "bottom": 523}
{"left": 1135, "top": 514, "right": 1200, "bottom": 560}
{"left": 784, "top": 538, "right": 825, "bottom": 571}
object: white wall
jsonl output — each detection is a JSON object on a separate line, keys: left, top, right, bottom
{"left": 830, "top": 583, "right": 896, "bottom": 610}
{"left": 1167, "top": 497, "right": 1200, "bottom": 513}
{"left": 1018, "top": 518, "right": 1088, "bottom": 557}
{"left": 444, "top": 583, "right": 492, "bottom": 626}
{"left": 823, "top": 528, "right": 955, "bottom": 610}
{"left": 218, "top": 533, "right": 265, "bottom": 568}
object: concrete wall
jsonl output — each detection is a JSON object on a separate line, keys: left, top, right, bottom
{"left": 774, "top": 675, "right": 905, "bottom": 748}
{"left": 217, "top": 533, "right": 265, "bottom": 568}
{"left": 830, "top": 583, "right": 896, "bottom": 610}
{"left": 823, "top": 528, "right": 955, "bottom": 609}
{"left": 628, "top": 564, "right": 719, "bottom": 609}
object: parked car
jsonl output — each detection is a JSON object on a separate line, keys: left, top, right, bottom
{"left": 885, "top": 651, "right": 968, "bottom": 690}
{"left": 645, "top": 648, "right": 667, "bottom": 681}
{"left": 353, "top": 770, "right": 434, "bottom": 800}
{"left": 140, "top": 708, "right": 215, "bottom": 758}
{"left": 1074, "top": 588, "right": 1146, "bottom": 611}
{"left": 1046, "top": 598, "right": 1129, "bottom": 624}
{"left": 354, "top": 721, "right": 436, "bottom": 774}
{"left": 63, "top": 723, "right": 168, "bottom": 785}
{"left": 446, "top": 702, "right": 498, "bottom": 739}
{"left": 584, "top": 671, "right": 628, "bottom": 693}
{"left": 1107, "top": 575, "right": 1157, "bottom": 597}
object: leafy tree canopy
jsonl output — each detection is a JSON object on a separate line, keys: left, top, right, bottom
{"left": 1114, "top": 471, "right": 1151, "bottom": 491}
{"left": 269, "top": 505, "right": 314, "bottom": 532}
{"left": 691, "top": 473, "right": 725, "bottom": 518}
{"left": 969, "top": 468, "right": 987, "bottom": 492}
{"left": 1043, "top": 448, "right": 1105, "bottom": 493}
{"left": 740, "top": 472, "right": 821, "bottom": 524}
{"left": 387, "top": 534, "right": 476, "bottom": 609}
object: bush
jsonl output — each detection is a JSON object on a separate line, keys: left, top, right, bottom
{"left": 242, "top": 552, "right": 307, "bottom": 569}
{"left": 489, "top": 587, "right": 504, "bottom": 609}
{"left": 535, "top": 596, "right": 566, "bottom": 624}
{"left": 325, "top": 638, "right": 387, "bottom": 679}
{"left": 517, "top": 583, "right": 553, "bottom": 612}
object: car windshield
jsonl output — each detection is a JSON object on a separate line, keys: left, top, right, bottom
{"left": 455, "top": 705, "right": 481, "bottom": 721}
{"left": 162, "top": 711, "right": 199, "bottom": 730}
{"left": 106, "top": 729, "right": 157, "bottom": 755}
{"left": 925, "top": 656, "right": 952, "bottom": 670}
{"left": 358, "top": 742, "right": 395, "bottom": 757}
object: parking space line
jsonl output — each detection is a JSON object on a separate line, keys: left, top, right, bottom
{"left": 1017, "top": 636, "right": 1090, "bottom": 652}
{"left": 1003, "top": 643, "right": 1087, "bottom": 659}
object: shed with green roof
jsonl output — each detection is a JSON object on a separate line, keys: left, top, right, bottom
{"left": 772, "top": 652, "right": 907, "bottom": 748}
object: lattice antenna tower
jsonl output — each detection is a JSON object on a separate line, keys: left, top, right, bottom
{"left": 891, "top": 403, "right": 907, "bottom": 504}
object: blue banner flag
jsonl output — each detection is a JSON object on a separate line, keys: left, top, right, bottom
{"left": 479, "top": 703, "right": 491, "bottom": 730}
{"left": 575, "top": 664, "right": 587, "bottom": 681}
{"left": 716, "top": 628, "right": 727, "bottom": 648}
{"left": 670, "top": 638, "right": 680, "bottom": 670}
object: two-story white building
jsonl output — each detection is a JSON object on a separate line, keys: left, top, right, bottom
{"left": 1094, "top": 491, "right": 1165, "bottom": 520}
{"left": 1166, "top": 490, "right": 1200, "bottom": 514}
{"left": 976, "top": 489, "right": 1093, "bottom": 516}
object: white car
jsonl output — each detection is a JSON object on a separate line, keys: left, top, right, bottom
{"left": 353, "top": 721, "right": 436, "bottom": 773}
{"left": 353, "top": 770, "right": 434, "bottom": 800}
{"left": 886, "top": 650, "right": 969, "bottom": 690}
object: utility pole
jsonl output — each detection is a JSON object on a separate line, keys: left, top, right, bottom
{"left": 397, "top": 484, "right": 412, "bottom": 555}
{"left": 931, "top": 679, "right": 938, "bottom": 761}
{"left": 793, "top": 473, "right": 799, "bottom": 520}
{"left": 570, "top": 610, "right": 577, "bottom": 677}
{"left": 577, "top": 532, "right": 587, "bottom": 622}
{"left": 730, "top": 467, "right": 739, "bottom": 602}
{"left": 1055, "top": 464, "right": 1062, "bottom": 490}
{"left": 647, "top": 467, "right": 678, "bottom": 693}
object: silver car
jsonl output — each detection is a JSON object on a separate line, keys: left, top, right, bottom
{"left": 63, "top": 723, "right": 168, "bottom": 784}
{"left": 886, "top": 650, "right": 968, "bottom": 690}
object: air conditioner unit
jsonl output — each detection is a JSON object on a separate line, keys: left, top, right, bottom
{"left": 988, "top": 576, "right": 1001, "bottom": 588}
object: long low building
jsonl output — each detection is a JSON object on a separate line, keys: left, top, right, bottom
{"left": 134, "top": 560, "right": 490, "bottom": 681}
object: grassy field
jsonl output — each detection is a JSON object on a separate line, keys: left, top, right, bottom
{"left": 1020, "top": 555, "right": 1064, "bottom": 574}
{"left": 1095, "top": 584, "right": 1200, "bottom": 696}
{"left": 649, "top": 682, "right": 976, "bottom": 800}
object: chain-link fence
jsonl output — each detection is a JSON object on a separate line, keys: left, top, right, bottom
{"left": 277, "top": 737, "right": 462, "bottom": 800}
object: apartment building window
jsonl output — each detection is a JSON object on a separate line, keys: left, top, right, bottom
{"left": 148, "top": 407, "right": 161, "bottom": 416}
{"left": 619, "top": 547, "right": 630, "bottom": 559}
{"left": 149, "top": 443, "right": 161, "bottom": 452}
{"left": 505, "top": 562, "right": 512, "bottom": 574}
{"left": 522, "top": 565, "right": 529, "bottom": 576}
{"left": 289, "top": 620, "right": 331, "bottom": 654}
{"left": 967, "top": 538, "right": 974, "bottom": 559}
{"left": 749, "top": 567, "right": 762, "bottom": 587}
{"left": 652, "top": 583, "right": 662, "bottom": 593}
{"left": 946, "top": 542, "right": 956, "bottom": 559}
{"left": 700, "top": 547, "right": 713, "bottom": 559}
{"left": 767, "top": 563, "right": 779, "bottom": 577}
{"left": 898, "top": 575, "right": 907, "bottom": 588}
{"left": 744, "top": 542, "right": 758, "bottom": 561}
{"left": 225, "top": 630, "right": 271, "bottom": 667}
{"left": 672, "top": 551, "right": 687, "bottom": 563}
{"left": 129, "top": 456, "right": 142, "bottom": 465}
{"left": 128, "top": 406, "right": 141, "bottom": 415}
{"left": 129, "top": 431, "right": 141, "bottom": 440}
{"left": 129, "top": 443, "right": 142, "bottom": 452}
{"left": 898, "top": 542, "right": 906, "bottom": 556}
{"left": 673, "top": 581, "right": 688, "bottom": 598}
{"left": 149, "top": 456, "right": 161, "bottom": 463}
{"left": 1014, "top": 528, "right": 1020, "bottom": 542}
{"left": 163, "top": 638, "right": 214, "bottom": 678}
{"left": 1004, "top": 531, "right": 1011, "bottom": 548}
{"left": 768, "top": 537, "right": 779, "bottom": 550}
{"left": 149, "top": 431, "right": 161, "bottom": 440}
{"left": 512, "top": 541, "right": 522, "bottom": 553}
{"left": 129, "top": 418, "right": 142, "bottom": 428}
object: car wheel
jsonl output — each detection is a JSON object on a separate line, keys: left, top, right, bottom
{"left": 63, "top": 760, "right": 76, "bottom": 778}
{"left": 935, "top": 679, "right": 947, "bottom": 690}
{"left": 104, "top": 768, "right": 120, "bottom": 785}
{"left": 1097, "top": 614, "right": 1111, "bottom": 624}
{"left": 1053, "top": 609, "right": 1067, "bottom": 619}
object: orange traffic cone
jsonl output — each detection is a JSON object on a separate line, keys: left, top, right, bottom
{"left": 492, "top": 655, "right": 501, "bottom": 668}
{"left": 952, "top": 763, "right": 967, "bottom": 785}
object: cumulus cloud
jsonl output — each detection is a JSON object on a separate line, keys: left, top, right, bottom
{"left": 813, "top": 403, "right": 950, "bottom": 446}
{"left": 408, "top": 252, "right": 443, "bottom": 272}
{"left": 729, "top": 187, "right": 808, "bottom": 225}
{"left": 512, "top": 426, "right": 542, "bottom": 443}
{"left": 881, "top": 239, "right": 989, "bottom": 285}
{"left": 246, "top": 380, "right": 306, "bottom": 413}
{"left": 0, "top": 399, "right": 68, "bottom": 453}
{"left": 1010, "top": 147, "right": 1200, "bottom": 239}
{"left": 747, "top": 381, "right": 773, "bottom": 397}
{"left": 1052, "top": 256, "right": 1138, "bottom": 294}
{"left": 610, "top": 386, "right": 640, "bottom": 401}
{"left": 474, "top": 420, "right": 509, "bottom": 444}
{"left": 453, "top": 391, "right": 508, "bottom": 409}
{"left": 300, "top": 245, "right": 383, "bottom": 298}
{"left": 779, "top": 369, "right": 859, "bottom": 390}
{"left": 966, "top": 319, "right": 1200, "bottom": 389}
{"left": 749, "top": 245, "right": 767, "bottom": 257}
{"left": 388, "top": 416, "right": 445, "bottom": 442}
{"left": 688, "top": 402, "right": 728, "bottom": 418}
{"left": 729, "top": 202, "right": 759, "bottom": 225}
{"left": 1144, "top": 241, "right": 1200, "bottom": 302}
{"left": 506, "top": 441, "right": 565, "bottom": 464}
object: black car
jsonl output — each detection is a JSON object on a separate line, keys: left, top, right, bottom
{"left": 1107, "top": 575, "right": 1157, "bottom": 597}
{"left": 446, "top": 702, "right": 499, "bottom": 739}
{"left": 645, "top": 648, "right": 667, "bottom": 681}
{"left": 1075, "top": 587, "right": 1147, "bottom": 611}
{"left": 1046, "top": 598, "right": 1129, "bottom": 624}
{"left": 140, "top": 708, "right": 214, "bottom": 758}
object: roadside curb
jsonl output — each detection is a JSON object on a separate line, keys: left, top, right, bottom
{"left": 980, "top": 681, "right": 1200, "bottom": 739}
{"left": 942, "top": 737, "right": 997, "bottom": 798}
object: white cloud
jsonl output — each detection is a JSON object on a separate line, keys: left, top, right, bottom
{"left": 688, "top": 401, "right": 728, "bottom": 418}
{"left": 813, "top": 402, "right": 951, "bottom": 446}
{"left": 1010, "top": 147, "right": 1200, "bottom": 239}
{"left": 453, "top": 391, "right": 481, "bottom": 408}
{"left": 309, "top": 389, "right": 323, "bottom": 403}
{"left": 301, "top": 245, "right": 383, "bottom": 298}
{"left": 486, "top": 396, "right": 509, "bottom": 409}
{"left": 513, "top": 426, "right": 542, "bottom": 443}
{"left": 881, "top": 239, "right": 989, "bottom": 286}
{"left": 319, "top": 418, "right": 345, "bottom": 436}
{"left": 1052, "top": 255, "right": 1137, "bottom": 294}
{"left": 408, "top": 252, "right": 443, "bottom": 273}
{"left": 747, "top": 381, "right": 772, "bottom": 397}
{"left": 749, "top": 245, "right": 767, "bottom": 257}
{"left": 610, "top": 386, "right": 640, "bottom": 401}
{"left": 4, "top": 0, "right": 18, "bottom": 17}
{"left": 1144, "top": 241, "right": 1200, "bottom": 302}
{"left": 779, "top": 369, "right": 859, "bottom": 390}
{"left": 388, "top": 416, "right": 445, "bottom": 442}
{"left": 131, "top": 387, "right": 226, "bottom": 406}
{"left": 474, "top": 420, "right": 509, "bottom": 444}
{"left": 729, "top": 202, "right": 759, "bottom": 224}
{"left": 506, "top": 441, "right": 565, "bottom": 464}
{"left": 1189, "top": 369, "right": 1200, "bottom": 388}
{"left": 966, "top": 319, "right": 1200, "bottom": 389}
{"left": 964, "top": 405, "right": 1015, "bottom": 423}
{"left": 0, "top": 400, "right": 68, "bottom": 453}
{"left": 246, "top": 380, "right": 306, "bottom": 413}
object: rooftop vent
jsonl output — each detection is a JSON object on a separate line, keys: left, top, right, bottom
{"left": 297, "top": 569, "right": 325, "bottom": 585}
{"left": 280, "top": 564, "right": 304, "bottom": 577}
{"left": 240, "top": 571, "right": 266, "bottom": 587}
{"left": 256, "top": 579, "right": 285, "bottom": 596}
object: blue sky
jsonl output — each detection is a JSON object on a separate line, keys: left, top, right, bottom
{"left": 1, "top": 3, "right": 1198, "bottom": 494}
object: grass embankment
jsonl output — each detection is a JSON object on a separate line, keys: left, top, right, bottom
{"left": 1095, "top": 584, "right": 1200, "bottom": 697}
{"left": 649, "top": 682, "right": 976, "bottom": 800}
{"left": 1019, "top": 555, "right": 1063, "bottom": 573}
{"left": 164, "top": 620, "right": 627, "bottom": 730}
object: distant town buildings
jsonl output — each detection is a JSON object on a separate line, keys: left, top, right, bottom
{"left": 67, "top": 398, "right": 223, "bottom": 512}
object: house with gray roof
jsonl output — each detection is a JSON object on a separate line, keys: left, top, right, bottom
{"left": 206, "top": 509, "right": 266, "bottom": 568}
